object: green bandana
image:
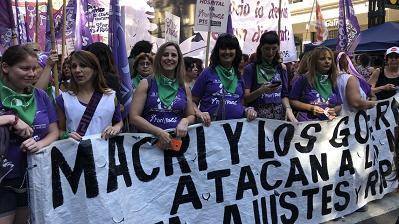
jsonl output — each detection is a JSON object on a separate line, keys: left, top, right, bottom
{"left": 132, "top": 74, "right": 144, "bottom": 89}
{"left": 155, "top": 75, "right": 179, "bottom": 108}
{"left": 0, "top": 79, "right": 37, "bottom": 125}
{"left": 256, "top": 61, "right": 276, "bottom": 84}
{"left": 215, "top": 65, "right": 238, "bottom": 94}
{"left": 314, "top": 74, "right": 332, "bottom": 101}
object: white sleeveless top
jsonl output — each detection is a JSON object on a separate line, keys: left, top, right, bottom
{"left": 337, "top": 73, "right": 367, "bottom": 116}
{"left": 62, "top": 91, "right": 116, "bottom": 136}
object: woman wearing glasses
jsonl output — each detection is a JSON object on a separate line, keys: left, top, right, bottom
{"left": 191, "top": 33, "right": 257, "bottom": 126}
{"left": 131, "top": 53, "right": 153, "bottom": 92}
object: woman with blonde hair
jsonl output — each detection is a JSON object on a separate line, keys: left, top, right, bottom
{"left": 289, "top": 46, "right": 342, "bottom": 121}
{"left": 56, "top": 50, "right": 123, "bottom": 141}
{"left": 129, "top": 42, "right": 195, "bottom": 149}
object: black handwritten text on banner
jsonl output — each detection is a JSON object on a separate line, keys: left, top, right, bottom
{"left": 28, "top": 96, "right": 399, "bottom": 223}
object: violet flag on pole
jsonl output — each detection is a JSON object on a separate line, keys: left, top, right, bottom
{"left": 15, "top": 0, "right": 28, "bottom": 44}
{"left": 75, "top": 0, "right": 92, "bottom": 49}
{"left": 0, "top": 0, "right": 15, "bottom": 54}
{"left": 109, "top": 0, "right": 132, "bottom": 118}
{"left": 336, "top": 0, "right": 361, "bottom": 55}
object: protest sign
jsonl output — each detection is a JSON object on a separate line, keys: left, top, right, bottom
{"left": 194, "top": 0, "right": 230, "bottom": 33}
{"left": 230, "top": 0, "right": 297, "bottom": 62}
{"left": 28, "top": 99, "right": 399, "bottom": 223}
{"left": 165, "top": 12, "right": 180, "bottom": 44}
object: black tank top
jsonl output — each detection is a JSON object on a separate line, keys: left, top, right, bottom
{"left": 375, "top": 68, "right": 399, "bottom": 100}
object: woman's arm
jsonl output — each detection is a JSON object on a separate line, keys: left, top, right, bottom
{"left": 368, "top": 68, "right": 396, "bottom": 93}
{"left": 244, "top": 84, "right": 280, "bottom": 105}
{"left": 346, "top": 76, "right": 376, "bottom": 110}
{"left": 21, "top": 122, "right": 59, "bottom": 153}
{"left": 175, "top": 84, "right": 196, "bottom": 138}
{"left": 282, "top": 97, "right": 297, "bottom": 122}
{"left": 35, "top": 51, "right": 58, "bottom": 90}
{"left": 192, "top": 96, "right": 211, "bottom": 126}
{"left": 0, "top": 115, "right": 33, "bottom": 138}
{"left": 289, "top": 99, "right": 324, "bottom": 115}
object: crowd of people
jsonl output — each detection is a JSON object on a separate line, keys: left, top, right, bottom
{"left": 0, "top": 30, "right": 398, "bottom": 223}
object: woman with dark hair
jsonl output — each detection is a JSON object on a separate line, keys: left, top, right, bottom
{"left": 56, "top": 50, "right": 123, "bottom": 141}
{"left": 243, "top": 31, "right": 295, "bottom": 121}
{"left": 129, "top": 42, "right": 195, "bottom": 149}
{"left": 191, "top": 33, "right": 257, "bottom": 126}
{"left": 369, "top": 46, "right": 399, "bottom": 100}
{"left": 0, "top": 45, "right": 58, "bottom": 224}
{"left": 356, "top": 53, "right": 374, "bottom": 81}
{"left": 84, "top": 42, "right": 122, "bottom": 103}
{"left": 59, "top": 56, "right": 72, "bottom": 92}
{"left": 183, "top": 56, "right": 200, "bottom": 88}
{"left": 131, "top": 53, "right": 153, "bottom": 92}
{"left": 289, "top": 46, "right": 342, "bottom": 121}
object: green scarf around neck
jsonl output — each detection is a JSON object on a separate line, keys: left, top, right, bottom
{"left": 132, "top": 74, "right": 144, "bottom": 89}
{"left": 155, "top": 75, "right": 179, "bottom": 108}
{"left": 256, "top": 61, "right": 276, "bottom": 84}
{"left": 314, "top": 73, "right": 332, "bottom": 101}
{"left": 215, "top": 65, "right": 238, "bottom": 94}
{"left": 0, "top": 79, "right": 37, "bottom": 125}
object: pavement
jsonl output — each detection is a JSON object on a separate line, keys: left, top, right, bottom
{"left": 323, "top": 191, "right": 399, "bottom": 224}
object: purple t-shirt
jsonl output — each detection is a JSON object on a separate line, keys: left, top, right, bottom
{"left": 289, "top": 75, "right": 342, "bottom": 121}
{"left": 243, "top": 63, "right": 289, "bottom": 106}
{"left": 55, "top": 93, "right": 122, "bottom": 123}
{"left": 191, "top": 67, "right": 245, "bottom": 120}
{"left": 3, "top": 88, "right": 57, "bottom": 179}
{"left": 142, "top": 78, "right": 187, "bottom": 130}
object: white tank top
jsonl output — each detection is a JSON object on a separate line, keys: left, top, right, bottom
{"left": 62, "top": 91, "right": 116, "bottom": 136}
{"left": 337, "top": 73, "right": 367, "bottom": 116}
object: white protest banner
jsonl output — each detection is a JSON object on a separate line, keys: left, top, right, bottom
{"left": 194, "top": 0, "right": 230, "bottom": 33}
{"left": 165, "top": 12, "right": 180, "bottom": 44}
{"left": 230, "top": 0, "right": 297, "bottom": 62}
{"left": 28, "top": 96, "right": 399, "bottom": 223}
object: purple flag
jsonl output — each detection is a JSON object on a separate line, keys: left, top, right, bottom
{"left": 0, "top": 0, "right": 15, "bottom": 53}
{"left": 336, "top": 0, "right": 361, "bottom": 55}
{"left": 15, "top": 0, "right": 28, "bottom": 44}
{"left": 75, "top": 0, "right": 92, "bottom": 49}
{"left": 109, "top": 0, "right": 132, "bottom": 118}
{"left": 226, "top": 14, "right": 233, "bottom": 34}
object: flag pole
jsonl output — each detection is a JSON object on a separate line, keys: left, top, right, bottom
{"left": 48, "top": 0, "right": 60, "bottom": 96}
{"left": 204, "top": 5, "right": 213, "bottom": 67}
{"left": 277, "top": 0, "right": 282, "bottom": 36}
{"left": 35, "top": 0, "right": 39, "bottom": 43}
{"left": 8, "top": 0, "right": 18, "bottom": 45}
{"left": 305, "top": 0, "right": 317, "bottom": 43}
{"left": 61, "top": 0, "right": 67, "bottom": 66}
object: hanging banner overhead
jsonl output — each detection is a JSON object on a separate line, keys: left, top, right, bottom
{"left": 28, "top": 95, "right": 399, "bottom": 223}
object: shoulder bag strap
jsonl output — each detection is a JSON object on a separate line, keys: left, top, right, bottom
{"left": 76, "top": 91, "right": 103, "bottom": 136}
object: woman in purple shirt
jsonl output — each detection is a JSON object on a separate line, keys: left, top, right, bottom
{"left": 289, "top": 46, "right": 342, "bottom": 121}
{"left": 129, "top": 42, "right": 195, "bottom": 149}
{"left": 191, "top": 33, "right": 257, "bottom": 126}
{"left": 0, "top": 45, "right": 59, "bottom": 224}
{"left": 243, "top": 31, "right": 296, "bottom": 121}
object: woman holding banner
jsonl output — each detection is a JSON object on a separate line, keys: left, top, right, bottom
{"left": 289, "top": 46, "right": 342, "bottom": 121}
{"left": 0, "top": 45, "right": 59, "bottom": 224}
{"left": 369, "top": 46, "right": 399, "bottom": 100}
{"left": 242, "top": 31, "right": 296, "bottom": 121}
{"left": 56, "top": 50, "right": 123, "bottom": 141}
{"left": 191, "top": 33, "right": 257, "bottom": 126}
{"left": 336, "top": 51, "right": 375, "bottom": 115}
{"left": 129, "top": 42, "right": 195, "bottom": 150}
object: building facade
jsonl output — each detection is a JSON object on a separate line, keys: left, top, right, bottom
{"left": 289, "top": 0, "right": 399, "bottom": 52}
